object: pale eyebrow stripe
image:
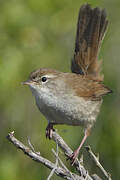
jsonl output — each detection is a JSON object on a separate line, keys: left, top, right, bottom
{"left": 41, "top": 74, "right": 57, "bottom": 79}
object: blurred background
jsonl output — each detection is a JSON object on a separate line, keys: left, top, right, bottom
{"left": 0, "top": 0, "right": 120, "bottom": 179}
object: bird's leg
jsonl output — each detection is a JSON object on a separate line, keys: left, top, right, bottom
{"left": 46, "top": 123, "right": 55, "bottom": 139}
{"left": 69, "top": 127, "right": 91, "bottom": 165}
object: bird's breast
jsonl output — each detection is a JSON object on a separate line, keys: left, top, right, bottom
{"left": 33, "top": 87, "right": 102, "bottom": 127}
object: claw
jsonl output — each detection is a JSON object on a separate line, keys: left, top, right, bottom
{"left": 67, "top": 127, "right": 91, "bottom": 165}
{"left": 67, "top": 149, "right": 79, "bottom": 165}
{"left": 46, "top": 123, "right": 55, "bottom": 139}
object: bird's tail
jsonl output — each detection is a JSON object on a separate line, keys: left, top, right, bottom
{"left": 71, "top": 4, "right": 108, "bottom": 81}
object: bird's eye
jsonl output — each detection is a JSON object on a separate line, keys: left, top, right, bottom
{"left": 41, "top": 76, "right": 47, "bottom": 82}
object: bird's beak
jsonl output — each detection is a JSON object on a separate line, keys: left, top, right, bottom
{"left": 22, "top": 80, "right": 33, "bottom": 85}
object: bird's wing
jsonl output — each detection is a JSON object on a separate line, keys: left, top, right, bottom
{"left": 65, "top": 74, "right": 112, "bottom": 101}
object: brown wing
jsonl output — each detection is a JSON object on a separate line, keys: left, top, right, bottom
{"left": 71, "top": 4, "right": 108, "bottom": 81}
{"left": 65, "top": 73, "right": 112, "bottom": 101}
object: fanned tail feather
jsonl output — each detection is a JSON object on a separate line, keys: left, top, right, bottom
{"left": 71, "top": 4, "right": 108, "bottom": 81}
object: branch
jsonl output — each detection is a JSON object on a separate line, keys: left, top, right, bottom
{"left": 47, "top": 143, "right": 59, "bottom": 180}
{"left": 52, "top": 149, "right": 76, "bottom": 180}
{"left": 6, "top": 131, "right": 91, "bottom": 180}
{"left": 85, "top": 146, "right": 112, "bottom": 180}
{"left": 7, "top": 131, "right": 109, "bottom": 180}
{"left": 52, "top": 131, "right": 92, "bottom": 178}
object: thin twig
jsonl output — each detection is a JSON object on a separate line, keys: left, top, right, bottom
{"left": 28, "top": 137, "right": 36, "bottom": 152}
{"left": 84, "top": 171, "right": 89, "bottom": 180}
{"left": 27, "top": 137, "right": 40, "bottom": 155}
{"left": 52, "top": 131, "right": 93, "bottom": 179}
{"left": 6, "top": 131, "right": 88, "bottom": 180}
{"left": 91, "top": 174, "right": 102, "bottom": 180}
{"left": 85, "top": 146, "right": 112, "bottom": 180}
{"left": 47, "top": 143, "right": 59, "bottom": 180}
{"left": 52, "top": 149, "right": 76, "bottom": 180}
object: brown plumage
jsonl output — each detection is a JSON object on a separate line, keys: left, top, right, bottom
{"left": 24, "top": 4, "right": 112, "bottom": 164}
{"left": 29, "top": 5, "right": 111, "bottom": 101}
{"left": 29, "top": 69, "right": 112, "bottom": 101}
{"left": 64, "top": 73, "right": 112, "bottom": 100}
{"left": 71, "top": 4, "right": 108, "bottom": 81}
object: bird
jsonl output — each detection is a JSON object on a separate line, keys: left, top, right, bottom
{"left": 23, "top": 4, "right": 112, "bottom": 164}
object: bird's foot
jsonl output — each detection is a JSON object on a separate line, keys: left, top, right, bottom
{"left": 46, "top": 123, "right": 55, "bottom": 139}
{"left": 68, "top": 149, "right": 79, "bottom": 165}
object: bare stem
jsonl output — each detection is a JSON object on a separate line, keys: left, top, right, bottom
{"left": 47, "top": 143, "right": 59, "bottom": 180}
{"left": 52, "top": 131, "right": 91, "bottom": 178}
{"left": 6, "top": 131, "right": 92, "bottom": 180}
{"left": 85, "top": 146, "right": 112, "bottom": 180}
{"left": 6, "top": 131, "right": 109, "bottom": 180}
